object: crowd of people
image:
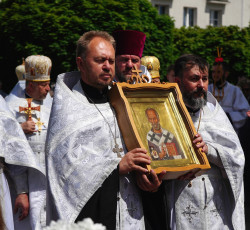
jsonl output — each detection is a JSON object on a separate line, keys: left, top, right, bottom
{"left": 0, "top": 29, "right": 249, "bottom": 230}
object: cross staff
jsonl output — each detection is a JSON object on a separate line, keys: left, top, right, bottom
{"left": 19, "top": 98, "right": 40, "bottom": 121}
{"left": 127, "top": 66, "right": 149, "bottom": 84}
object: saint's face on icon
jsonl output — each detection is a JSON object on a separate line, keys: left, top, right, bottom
{"left": 146, "top": 109, "right": 161, "bottom": 132}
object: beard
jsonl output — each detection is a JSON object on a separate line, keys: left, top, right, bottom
{"left": 152, "top": 123, "right": 161, "bottom": 131}
{"left": 115, "top": 68, "right": 133, "bottom": 83}
{"left": 116, "top": 72, "right": 128, "bottom": 83}
{"left": 215, "top": 76, "right": 226, "bottom": 88}
{"left": 181, "top": 87, "right": 207, "bottom": 110}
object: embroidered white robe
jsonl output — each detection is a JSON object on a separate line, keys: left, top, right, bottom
{"left": 0, "top": 95, "right": 44, "bottom": 230}
{"left": 165, "top": 92, "right": 245, "bottom": 230}
{"left": 5, "top": 81, "right": 52, "bottom": 230}
{"left": 46, "top": 71, "right": 145, "bottom": 230}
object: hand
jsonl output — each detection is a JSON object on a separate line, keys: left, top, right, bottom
{"left": 14, "top": 193, "right": 29, "bottom": 221}
{"left": 178, "top": 171, "right": 196, "bottom": 180}
{"left": 119, "top": 148, "right": 151, "bottom": 175}
{"left": 21, "top": 120, "right": 36, "bottom": 134}
{"left": 193, "top": 133, "right": 208, "bottom": 154}
{"left": 247, "top": 110, "right": 250, "bottom": 117}
{"left": 136, "top": 170, "right": 166, "bottom": 192}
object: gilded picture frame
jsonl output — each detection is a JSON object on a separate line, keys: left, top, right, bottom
{"left": 109, "top": 82, "right": 210, "bottom": 179}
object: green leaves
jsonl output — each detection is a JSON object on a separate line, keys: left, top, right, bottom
{"left": 0, "top": 0, "right": 248, "bottom": 92}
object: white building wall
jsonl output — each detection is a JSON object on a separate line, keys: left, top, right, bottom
{"left": 150, "top": 0, "right": 250, "bottom": 28}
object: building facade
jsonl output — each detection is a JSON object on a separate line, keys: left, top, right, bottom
{"left": 150, "top": 0, "right": 250, "bottom": 28}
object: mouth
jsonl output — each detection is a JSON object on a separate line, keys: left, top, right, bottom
{"left": 100, "top": 73, "right": 112, "bottom": 80}
{"left": 194, "top": 92, "right": 204, "bottom": 98}
{"left": 123, "top": 71, "right": 132, "bottom": 76}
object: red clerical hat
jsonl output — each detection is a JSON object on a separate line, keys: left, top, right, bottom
{"left": 113, "top": 30, "right": 146, "bottom": 58}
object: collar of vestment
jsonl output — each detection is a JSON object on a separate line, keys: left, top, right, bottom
{"left": 80, "top": 79, "right": 108, "bottom": 104}
{"left": 187, "top": 106, "right": 200, "bottom": 116}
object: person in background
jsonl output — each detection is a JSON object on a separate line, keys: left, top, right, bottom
{"left": 208, "top": 51, "right": 249, "bottom": 133}
{"left": 5, "top": 55, "right": 53, "bottom": 230}
{"left": 166, "top": 64, "right": 175, "bottom": 83}
{"left": 141, "top": 56, "right": 161, "bottom": 83}
{"left": 113, "top": 30, "right": 152, "bottom": 83}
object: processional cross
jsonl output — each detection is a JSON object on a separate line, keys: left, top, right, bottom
{"left": 19, "top": 98, "right": 40, "bottom": 121}
{"left": 127, "top": 66, "right": 150, "bottom": 84}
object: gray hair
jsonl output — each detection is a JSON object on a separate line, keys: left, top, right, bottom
{"left": 145, "top": 108, "right": 159, "bottom": 119}
{"left": 76, "top": 31, "right": 116, "bottom": 59}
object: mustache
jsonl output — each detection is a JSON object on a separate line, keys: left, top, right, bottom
{"left": 100, "top": 70, "right": 112, "bottom": 76}
{"left": 192, "top": 88, "right": 206, "bottom": 96}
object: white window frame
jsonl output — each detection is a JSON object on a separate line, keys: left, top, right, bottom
{"left": 183, "top": 7, "right": 197, "bottom": 27}
{"left": 209, "top": 9, "right": 222, "bottom": 27}
{"left": 155, "top": 4, "right": 170, "bottom": 15}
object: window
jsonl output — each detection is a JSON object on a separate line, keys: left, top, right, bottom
{"left": 183, "top": 8, "right": 197, "bottom": 27}
{"left": 155, "top": 4, "right": 170, "bottom": 15}
{"left": 210, "top": 10, "right": 221, "bottom": 27}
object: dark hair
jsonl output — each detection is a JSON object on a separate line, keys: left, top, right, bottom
{"left": 212, "top": 61, "right": 229, "bottom": 73}
{"left": 76, "top": 31, "right": 116, "bottom": 59}
{"left": 166, "top": 64, "right": 174, "bottom": 73}
{"left": 174, "top": 54, "right": 209, "bottom": 78}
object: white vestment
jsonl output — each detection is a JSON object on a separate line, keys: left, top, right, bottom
{"left": 165, "top": 92, "right": 245, "bottom": 230}
{"left": 5, "top": 81, "right": 52, "bottom": 230}
{"left": 46, "top": 71, "right": 145, "bottom": 229}
{"left": 0, "top": 95, "right": 44, "bottom": 230}
{"left": 208, "top": 82, "right": 250, "bottom": 133}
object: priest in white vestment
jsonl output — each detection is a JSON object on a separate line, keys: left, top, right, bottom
{"left": 46, "top": 31, "right": 154, "bottom": 230}
{"left": 5, "top": 55, "right": 53, "bottom": 230}
{"left": 208, "top": 60, "right": 249, "bottom": 133}
{"left": 164, "top": 54, "right": 245, "bottom": 230}
{"left": 0, "top": 95, "right": 44, "bottom": 230}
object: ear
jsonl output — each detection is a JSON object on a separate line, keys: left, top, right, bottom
{"left": 76, "top": 57, "right": 84, "bottom": 72}
{"left": 175, "top": 76, "right": 181, "bottom": 86}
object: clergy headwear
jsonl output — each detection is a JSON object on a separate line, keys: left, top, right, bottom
{"left": 113, "top": 30, "right": 146, "bottom": 58}
{"left": 25, "top": 55, "right": 52, "bottom": 81}
{"left": 141, "top": 56, "right": 160, "bottom": 79}
{"left": 215, "top": 47, "right": 224, "bottom": 63}
{"left": 15, "top": 58, "right": 25, "bottom": 81}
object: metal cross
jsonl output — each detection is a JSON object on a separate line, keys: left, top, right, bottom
{"left": 19, "top": 98, "right": 40, "bottom": 121}
{"left": 132, "top": 66, "right": 142, "bottom": 76}
{"left": 112, "top": 143, "right": 123, "bottom": 158}
{"left": 36, "top": 118, "right": 44, "bottom": 133}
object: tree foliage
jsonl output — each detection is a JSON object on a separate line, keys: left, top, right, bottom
{"left": 0, "top": 0, "right": 249, "bottom": 92}
{"left": 172, "top": 26, "right": 250, "bottom": 84}
{"left": 0, "top": 0, "right": 174, "bottom": 92}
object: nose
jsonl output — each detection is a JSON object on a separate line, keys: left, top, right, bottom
{"left": 103, "top": 60, "right": 111, "bottom": 71}
{"left": 126, "top": 59, "right": 133, "bottom": 68}
{"left": 46, "top": 84, "right": 50, "bottom": 91}
{"left": 197, "top": 79, "right": 204, "bottom": 88}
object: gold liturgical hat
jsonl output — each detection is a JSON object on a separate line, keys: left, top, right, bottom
{"left": 25, "top": 55, "right": 52, "bottom": 81}
{"left": 141, "top": 56, "right": 160, "bottom": 79}
{"left": 15, "top": 58, "right": 25, "bottom": 81}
